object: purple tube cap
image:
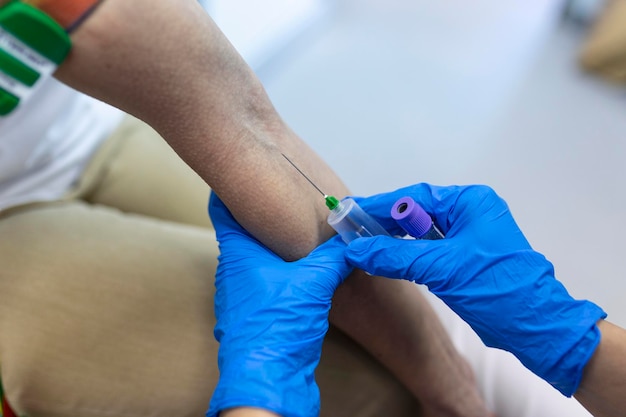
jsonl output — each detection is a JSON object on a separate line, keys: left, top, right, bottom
{"left": 391, "top": 196, "right": 432, "bottom": 238}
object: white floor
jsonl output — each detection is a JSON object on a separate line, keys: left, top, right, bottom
{"left": 224, "top": 0, "right": 626, "bottom": 326}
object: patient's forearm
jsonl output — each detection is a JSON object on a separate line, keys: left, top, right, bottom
{"left": 575, "top": 320, "right": 626, "bottom": 417}
{"left": 331, "top": 273, "right": 490, "bottom": 416}
{"left": 222, "top": 408, "right": 279, "bottom": 417}
{"left": 55, "top": 0, "right": 343, "bottom": 260}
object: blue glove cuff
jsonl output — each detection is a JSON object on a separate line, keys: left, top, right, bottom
{"left": 207, "top": 348, "right": 321, "bottom": 417}
{"left": 541, "top": 306, "right": 607, "bottom": 397}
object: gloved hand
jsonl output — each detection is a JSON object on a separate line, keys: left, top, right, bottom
{"left": 207, "top": 193, "right": 352, "bottom": 417}
{"left": 345, "top": 183, "right": 606, "bottom": 396}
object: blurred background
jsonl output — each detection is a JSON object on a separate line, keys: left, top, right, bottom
{"left": 205, "top": 0, "right": 626, "bottom": 327}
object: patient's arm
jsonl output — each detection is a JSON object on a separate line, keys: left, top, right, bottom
{"left": 52, "top": 0, "right": 491, "bottom": 415}
{"left": 56, "top": 0, "right": 338, "bottom": 259}
{"left": 575, "top": 320, "right": 626, "bottom": 417}
{"left": 223, "top": 409, "right": 278, "bottom": 417}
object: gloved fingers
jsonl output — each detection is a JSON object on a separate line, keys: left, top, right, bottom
{"left": 208, "top": 192, "right": 252, "bottom": 239}
{"left": 431, "top": 186, "right": 533, "bottom": 250}
{"left": 298, "top": 234, "right": 354, "bottom": 288}
{"left": 351, "top": 183, "right": 439, "bottom": 234}
{"left": 209, "top": 192, "right": 283, "bottom": 262}
{"left": 388, "top": 184, "right": 527, "bottom": 244}
{"left": 345, "top": 235, "right": 451, "bottom": 287}
{"left": 437, "top": 185, "right": 507, "bottom": 232}
{"left": 349, "top": 183, "right": 493, "bottom": 237}
{"left": 379, "top": 184, "right": 490, "bottom": 235}
{"left": 350, "top": 183, "right": 514, "bottom": 235}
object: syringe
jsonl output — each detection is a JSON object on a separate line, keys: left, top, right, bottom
{"left": 281, "top": 153, "right": 390, "bottom": 243}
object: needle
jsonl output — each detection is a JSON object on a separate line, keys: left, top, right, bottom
{"left": 281, "top": 153, "right": 326, "bottom": 198}
{"left": 281, "top": 153, "right": 341, "bottom": 210}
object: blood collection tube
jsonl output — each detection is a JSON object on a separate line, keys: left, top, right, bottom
{"left": 391, "top": 196, "right": 444, "bottom": 240}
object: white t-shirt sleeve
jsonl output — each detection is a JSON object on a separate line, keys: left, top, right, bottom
{"left": 0, "top": 77, "right": 124, "bottom": 211}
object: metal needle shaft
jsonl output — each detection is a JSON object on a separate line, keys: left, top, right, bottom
{"left": 281, "top": 153, "right": 327, "bottom": 197}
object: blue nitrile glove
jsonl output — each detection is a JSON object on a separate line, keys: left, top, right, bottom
{"left": 345, "top": 183, "right": 607, "bottom": 397}
{"left": 207, "top": 193, "right": 352, "bottom": 417}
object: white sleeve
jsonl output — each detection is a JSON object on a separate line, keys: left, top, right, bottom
{"left": 0, "top": 77, "right": 123, "bottom": 211}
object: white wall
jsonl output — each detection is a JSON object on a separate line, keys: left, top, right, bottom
{"left": 200, "top": 0, "right": 330, "bottom": 70}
